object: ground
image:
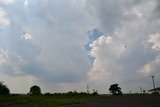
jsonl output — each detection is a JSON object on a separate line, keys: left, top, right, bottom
{"left": 0, "top": 94, "right": 160, "bottom": 107}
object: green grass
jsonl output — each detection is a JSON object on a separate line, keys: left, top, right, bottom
{"left": 0, "top": 94, "right": 93, "bottom": 106}
{"left": 0, "top": 94, "right": 160, "bottom": 107}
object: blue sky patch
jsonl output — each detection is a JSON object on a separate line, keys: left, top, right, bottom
{"left": 84, "top": 28, "right": 103, "bottom": 63}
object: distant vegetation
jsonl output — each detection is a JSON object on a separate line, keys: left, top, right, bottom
{"left": 0, "top": 82, "right": 160, "bottom": 107}
{"left": 0, "top": 91, "right": 99, "bottom": 106}
{"left": 43, "top": 91, "right": 99, "bottom": 97}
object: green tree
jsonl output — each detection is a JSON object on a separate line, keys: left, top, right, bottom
{"left": 0, "top": 82, "right": 10, "bottom": 95}
{"left": 29, "top": 85, "right": 41, "bottom": 95}
{"left": 109, "top": 83, "right": 122, "bottom": 95}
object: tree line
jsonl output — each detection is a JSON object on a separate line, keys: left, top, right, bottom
{"left": 0, "top": 82, "right": 41, "bottom": 95}
{"left": 0, "top": 82, "right": 122, "bottom": 95}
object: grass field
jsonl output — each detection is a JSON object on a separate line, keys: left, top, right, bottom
{"left": 0, "top": 94, "right": 160, "bottom": 107}
{"left": 0, "top": 93, "right": 94, "bottom": 107}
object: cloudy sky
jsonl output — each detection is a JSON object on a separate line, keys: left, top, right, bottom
{"left": 0, "top": 0, "right": 160, "bottom": 94}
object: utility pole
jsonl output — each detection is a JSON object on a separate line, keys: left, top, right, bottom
{"left": 87, "top": 85, "right": 89, "bottom": 93}
{"left": 151, "top": 76, "right": 155, "bottom": 92}
{"left": 140, "top": 86, "right": 142, "bottom": 93}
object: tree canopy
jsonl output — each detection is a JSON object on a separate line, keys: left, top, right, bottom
{"left": 109, "top": 83, "right": 122, "bottom": 95}
{"left": 0, "top": 82, "right": 10, "bottom": 95}
{"left": 29, "top": 85, "right": 41, "bottom": 95}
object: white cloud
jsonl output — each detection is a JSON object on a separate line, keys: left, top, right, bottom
{"left": 0, "top": 0, "right": 93, "bottom": 93}
{"left": 139, "top": 63, "right": 153, "bottom": 77}
{"left": 88, "top": 35, "right": 126, "bottom": 81}
{"left": 148, "top": 33, "right": 160, "bottom": 50}
{"left": 90, "top": 36, "right": 126, "bottom": 58}
{"left": 0, "top": 8, "right": 10, "bottom": 28}
{"left": 0, "top": 72, "right": 38, "bottom": 93}
{"left": 86, "top": 0, "right": 160, "bottom": 92}
{"left": 0, "top": 0, "right": 14, "bottom": 4}
{"left": 0, "top": 46, "right": 8, "bottom": 64}
{"left": 21, "top": 32, "right": 32, "bottom": 40}
{"left": 138, "top": 56, "right": 160, "bottom": 77}
{"left": 138, "top": 33, "right": 160, "bottom": 77}
{"left": 24, "top": 0, "right": 28, "bottom": 6}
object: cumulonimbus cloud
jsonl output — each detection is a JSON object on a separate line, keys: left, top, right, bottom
{"left": 0, "top": 0, "right": 160, "bottom": 93}
{"left": 86, "top": 0, "right": 160, "bottom": 92}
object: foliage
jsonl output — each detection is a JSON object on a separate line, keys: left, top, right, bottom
{"left": 92, "top": 92, "right": 99, "bottom": 96}
{"left": 29, "top": 85, "right": 41, "bottom": 95}
{"left": 109, "top": 83, "right": 122, "bottom": 95}
{"left": 0, "top": 82, "right": 10, "bottom": 95}
{"left": 151, "top": 92, "right": 159, "bottom": 94}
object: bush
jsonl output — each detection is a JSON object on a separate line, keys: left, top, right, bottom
{"left": 92, "top": 92, "right": 99, "bottom": 96}
{"left": 151, "top": 92, "right": 159, "bottom": 95}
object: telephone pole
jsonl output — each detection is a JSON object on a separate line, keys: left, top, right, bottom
{"left": 151, "top": 76, "right": 155, "bottom": 92}
{"left": 87, "top": 85, "right": 89, "bottom": 93}
{"left": 140, "top": 86, "right": 142, "bottom": 93}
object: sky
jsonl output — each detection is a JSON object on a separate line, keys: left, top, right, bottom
{"left": 0, "top": 0, "right": 160, "bottom": 94}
